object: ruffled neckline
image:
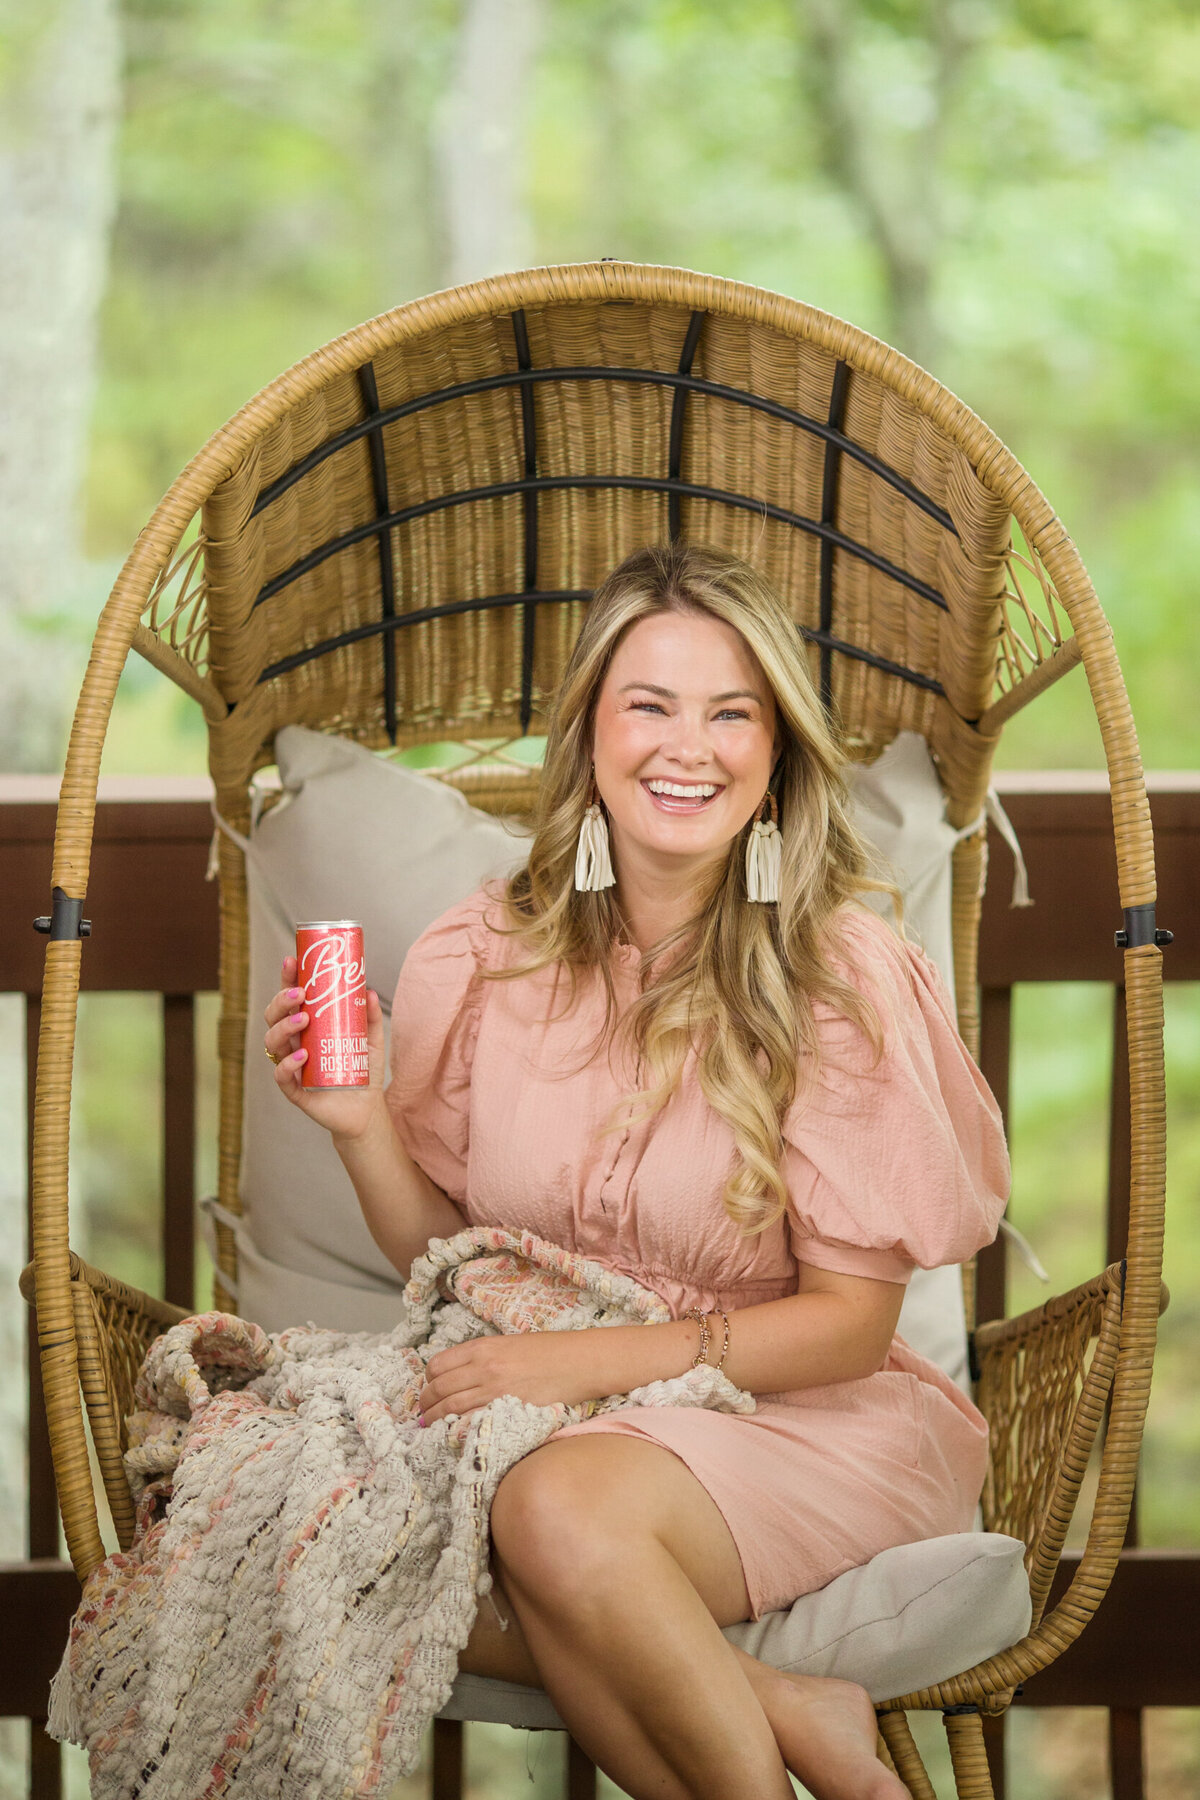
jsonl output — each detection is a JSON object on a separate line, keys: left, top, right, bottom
{"left": 609, "top": 934, "right": 686, "bottom": 986}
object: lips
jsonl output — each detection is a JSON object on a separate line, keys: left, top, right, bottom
{"left": 640, "top": 778, "right": 725, "bottom": 813}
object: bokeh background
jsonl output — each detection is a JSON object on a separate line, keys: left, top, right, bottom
{"left": 1, "top": 1, "right": 1197, "bottom": 1794}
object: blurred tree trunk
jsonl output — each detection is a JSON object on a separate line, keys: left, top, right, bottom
{"left": 369, "top": 0, "right": 454, "bottom": 306}
{"left": 796, "top": 0, "right": 978, "bottom": 370}
{"left": 433, "top": 0, "right": 545, "bottom": 285}
{"left": 0, "top": 0, "right": 121, "bottom": 771}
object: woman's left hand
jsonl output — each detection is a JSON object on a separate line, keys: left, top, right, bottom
{"left": 418, "top": 1330, "right": 605, "bottom": 1426}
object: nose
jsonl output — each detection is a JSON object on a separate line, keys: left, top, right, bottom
{"left": 663, "top": 708, "right": 713, "bottom": 770}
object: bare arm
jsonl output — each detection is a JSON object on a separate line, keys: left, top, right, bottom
{"left": 418, "top": 1261, "right": 907, "bottom": 1425}
{"left": 265, "top": 956, "right": 467, "bottom": 1282}
{"left": 582, "top": 1261, "right": 906, "bottom": 1397}
{"left": 330, "top": 1094, "right": 467, "bottom": 1282}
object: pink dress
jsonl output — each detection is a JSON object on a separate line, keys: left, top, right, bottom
{"left": 387, "top": 890, "right": 1010, "bottom": 1621}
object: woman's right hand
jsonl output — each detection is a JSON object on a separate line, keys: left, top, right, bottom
{"left": 264, "top": 953, "right": 388, "bottom": 1142}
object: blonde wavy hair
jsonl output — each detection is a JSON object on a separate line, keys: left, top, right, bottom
{"left": 495, "top": 539, "right": 900, "bottom": 1236}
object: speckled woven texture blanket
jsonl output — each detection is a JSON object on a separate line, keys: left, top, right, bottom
{"left": 49, "top": 1226, "right": 754, "bottom": 1798}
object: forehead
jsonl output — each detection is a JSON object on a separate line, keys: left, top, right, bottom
{"left": 603, "top": 609, "right": 769, "bottom": 693}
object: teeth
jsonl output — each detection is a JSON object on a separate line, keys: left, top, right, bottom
{"left": 646, "top": 780, "right": 718, "bottom": 799}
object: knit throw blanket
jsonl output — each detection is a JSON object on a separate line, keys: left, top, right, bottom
{"left": 50, "top": 1226, "right": 754, "bottom": 1798}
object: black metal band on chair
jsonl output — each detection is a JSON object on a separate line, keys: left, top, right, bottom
{"left": 249, "top": 363, "right": 960, "bottom": 534}
{"left": 254, "top": 596, "right": 949, "bottom": 699}
{"left": 33, "top": 888, "right": 92, "bottom": 940}
{"left": 818, "top": 360, "right": 850, "bottom": 715}
{"left": 668, "top": 312, "right": 706, "bottom": 542}
{"left": 251, "top": 471, "right": 951, "bottom": 615}
{"left": 511, "top": 309, "right": 541, "bottom": 733}
{"left": 356, "top": 362, "right": 398, "bottom": 744}
{"left": 1115, "top": 904, "right": 1174, "bottom": 950}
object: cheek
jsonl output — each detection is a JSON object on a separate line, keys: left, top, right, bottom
{"left": 727, "top": 727, "right": 775, "bottom": 785}
{"left": 594, "top": 708, "right": 654, "bottom": 769}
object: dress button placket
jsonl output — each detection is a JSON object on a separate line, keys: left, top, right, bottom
{"left": 597, "top": 1052, "right": 642, "bottom": 1255}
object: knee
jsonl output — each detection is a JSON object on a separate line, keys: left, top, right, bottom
{"left": 490, "top": 1445, "right": 628, "bottom": 1602}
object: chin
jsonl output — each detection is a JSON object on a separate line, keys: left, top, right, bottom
{"left": 639, "top": 825, "right": 730, "bottom": 865}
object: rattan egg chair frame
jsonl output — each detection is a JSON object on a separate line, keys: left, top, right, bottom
{"left": 26, "top": 260, "right": 1166, "bottom": 1798}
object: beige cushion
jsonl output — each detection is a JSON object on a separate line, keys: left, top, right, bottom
{"left": 439, "top": 1531, "right": 1031, "bottom": 1720}
{"left": 847, "top": 733, "right": 977, "bottom": 1393}
{"left": 849, "top": 729, "right": 968, "bottom": 1009}
{"left": 222, "top": 727, "right": 524, "bottom": 1314}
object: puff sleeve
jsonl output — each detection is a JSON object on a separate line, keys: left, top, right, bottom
{"left": 784, "top": 907, "right": 1011, "bottom": 1286}
{"left": 385, "top": 892, "right": 496, "bottom": 1205}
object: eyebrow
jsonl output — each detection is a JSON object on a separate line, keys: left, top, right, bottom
{"left": 617, "top": 682, "right": 764, "bottom": 704}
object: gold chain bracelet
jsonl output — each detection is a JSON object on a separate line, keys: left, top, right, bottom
{"left": 684, "top": 1307, "right": 710, "bottom": 1368}
{"left": 709, "top": 1307, "right": 731, "bottom": 1372}
{"left": 684, "top": 1306, "right": 731, "bottom": 1373}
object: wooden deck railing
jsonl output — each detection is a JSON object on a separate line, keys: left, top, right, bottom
{"left": 2, "top": 771, "right": 1198, "bottom": 1800}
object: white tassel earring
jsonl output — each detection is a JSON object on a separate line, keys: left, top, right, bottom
{"left": 574, "top": 785, "right": 616, "bottom": 892}
{"left": 746, "top": 791, "right": 782, "bottom": 903}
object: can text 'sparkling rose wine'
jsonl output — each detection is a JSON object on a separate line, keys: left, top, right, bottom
{"left": 295, "top": 921, "right": 369, "bottom": 1089}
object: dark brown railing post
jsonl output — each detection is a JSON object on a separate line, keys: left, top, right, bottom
{"left": 431, "top": 1717, "right": 464, "bottom": 1799}
{"left": 981, "top": 1711, "right": 1006, "bottom": 1797}
{"left": 161, "top": 994, "right": 196, "bottom": 1311}
{"left": 976, "top": 986, "right": 1013, "bottom": 1328}
{"left": 566, "top": 1737, "right": 598, "bottom": 1798}
{"left": 975, "top": 985, "right": 1013, "bottom": 1798}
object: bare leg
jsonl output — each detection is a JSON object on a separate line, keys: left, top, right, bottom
{"left": 459, "top": 1564, "right": 541, "bottom": 1684}
{"left": 489, "top": 1435, "right": 788, "bottom": 1800}
{"left": 461, "top": 1586, "right": 897, "bottom": 1798}
{"left": 477, "top": 1434, "right": 906, "bottom": 1800}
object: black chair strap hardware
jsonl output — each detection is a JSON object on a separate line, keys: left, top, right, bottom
{"left": 1115, "top": 904, "right": 1173, "bottom": 949}
{"left": 33, "top": 888, "right": 92, "bottom": 940}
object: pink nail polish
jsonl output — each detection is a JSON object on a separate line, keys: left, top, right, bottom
{"left": 288, "top": 987, "right": 303, "bottom": 1001}
{"left": 287, "top": 1013, "right": 306, "bottom": 1028}
{"left": 295, "top": 1048, "right": 307, "bottom": 1062}
{"left": 417, "top": 1413, "right": 426, "bottom": 1428}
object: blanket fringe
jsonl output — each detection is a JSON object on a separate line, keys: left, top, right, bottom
{"left": 47, "top": 1654, "right": 82, "bottom": 1745}
{"left": 56, "top": 1231, "right": 755, "bottom": 1794}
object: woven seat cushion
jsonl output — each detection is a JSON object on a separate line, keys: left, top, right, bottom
{"left": 217, "top": 723, "right": 977, "bottom": 1395}
{"left": 439, "top": 1532, "right": 1031, "bottom": 1721}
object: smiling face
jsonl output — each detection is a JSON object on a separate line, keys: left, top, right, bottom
{"left": 591, "top": 607, "right": 778, "bottom": 890}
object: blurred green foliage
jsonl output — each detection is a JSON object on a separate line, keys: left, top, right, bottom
{"left": 77, "top": 0, "right": 1200, "bottom": 776}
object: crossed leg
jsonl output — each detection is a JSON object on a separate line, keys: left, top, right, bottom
{"left": 460, "top": 1433, "right": 908, "bottom": 1800}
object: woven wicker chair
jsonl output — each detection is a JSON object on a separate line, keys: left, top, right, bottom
{"left": 25, "top": 260, "right": 1167, "bottom": 1798}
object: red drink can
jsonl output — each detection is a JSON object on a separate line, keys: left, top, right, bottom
{"left": 295, "top": 921, "right": 369, "bottom": 1089}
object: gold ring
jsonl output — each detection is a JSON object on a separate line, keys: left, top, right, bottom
{"left": 265, "top": 1047, "right": 281, "bottom": 1066}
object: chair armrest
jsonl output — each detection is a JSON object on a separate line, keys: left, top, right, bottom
{"left": 21, "top": 1253, "right": 191, "bottom": 1555}
{"left": 975, "top": 1267, "right": 1111, "bottom": 1603}
{"left": 878, "top": 1266, "right": 1168, "bottom": 1716}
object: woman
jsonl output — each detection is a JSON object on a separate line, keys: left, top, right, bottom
{"left": 264, "top": 540, "right": 1009, "bottom": 1800}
